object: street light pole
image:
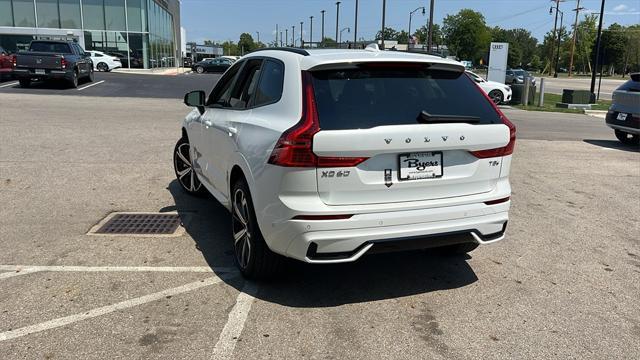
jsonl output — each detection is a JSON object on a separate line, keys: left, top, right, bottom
{"left": 321, "top": 10, "right": 326, "bottom": 45}
{"left": 381, "top": 0, "right": 387, "bottom": 50}
{"left": 590, "top": 0, "right": 606, "bottom": 95}
{"left": 256, "top": 31, "right": 260, "bottom": 44}
{"left": 408, "top": 7, "right": 426, "bottom": 46}
{"left": 280, "top": 31, "right": 284, "bottom": 47}
{"left": 300, "top": 21, "right": 304, "bottom": 48}
{"left": 353, "top": 0, "right": 359, "bottom": 46}
{"left": 292, "top": 25, "right": 295, "bottom": 47}
{"left": 335, "top": 2, "right": 341, "bottom": 45}
{"left": 427, "top": 0, "right": 434, "bottom": 51}
{"left": 310, "top": 16, "right": 314, "bottom": 47}
{"left": 549, "top": 0, "right": 560, "bottom": 76}
{"left": 285, "top": 29, "right": 288, "bottom": 46}
{"left": 340, "top": 27, "right": 350, "bottom": 45}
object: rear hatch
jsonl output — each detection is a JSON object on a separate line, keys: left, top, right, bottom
{"left": 310, "top": 63, "right": 513, "bottom": 206}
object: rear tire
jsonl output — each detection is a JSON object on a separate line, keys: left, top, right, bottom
{"left": 68, "top": 70, "right": 78, "bottom": 88}
{"left": 196, "top": 66, "right": 204, "bottom": 74}
{"left": 231, "top": 178, "right": 283, "bottom": 279}
{"left": 97, "top": 62, "right": 109, "bottom": 72}
{"left": 439, "top": 242, "right": 479, "bottom": 255}
{"left": 614, "top": 130, "right": 640, "bottom": 145}
{"left": 19, "top": 79, "right": 30, "bottom": 88}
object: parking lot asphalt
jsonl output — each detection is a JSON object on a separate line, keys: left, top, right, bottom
{"left": 0, "top": 72, "right": 220, "bottom": 99}
{"left": 0, "top": 84, "right": 639, "bottom": 359}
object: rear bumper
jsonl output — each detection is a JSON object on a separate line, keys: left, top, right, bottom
{"left": 273, "top": 196, "right": 510, "bottom": 263}
{"left": 13, "top": 68, "right": 71, "bottom": 81}
{"left": 605, "top": 111, "right": 639, "bottom": 134}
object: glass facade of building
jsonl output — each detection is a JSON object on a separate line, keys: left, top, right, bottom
{"left": 0, "top": 0, "right": 178, "bottom": 69}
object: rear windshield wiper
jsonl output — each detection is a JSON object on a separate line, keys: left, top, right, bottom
{"left": 417, "top": 111, "right": 480, "bottom": 124}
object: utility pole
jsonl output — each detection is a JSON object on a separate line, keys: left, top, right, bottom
{"left": 321, "top": 10, "right": 326, "bottom": 45}
{"left": 554, "top": 9, "right": 564, "bottom": 78}
{"left": 335, "top": 2, "right": 341, "bottom": 45}
{"left": 275, "top": 24, "right": 278, "bottom": 47}
{"left": 300, "top": 21, "right": 304, "bottom": 48}
{"left": 292, "top": 25, "right": 295, "bottom": 47}
{"left": 353, "top": 0, "right": 359, "bottom": 45}
{"left": 285, "top": 29, "right": 288, "bottom": 46}
{"left": 280, "top": 31, "right": 284, "bottom": 47}
{"left": 569, "top": 0, "right": 584, "bottom": 77}
{"left": 381, "top": 0, "right": 386, "bottom": 50}
{"left": 590, "top": 0, "right": 605, "bottom": 96}
{"left": 549, "top": 0, "right": 561, "bottom": 76}
{"left": 256, "top": 31, "right": 260, "bottom": 44}
{"left": 427, "top": 0, "right": 434, "bottom": 51}
{"left": 310, "top": 16, "right": 314, "bottom": 47}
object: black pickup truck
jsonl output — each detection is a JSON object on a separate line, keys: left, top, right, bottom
{"left": 13, "top": 40, "right": 94, "bottom": 88}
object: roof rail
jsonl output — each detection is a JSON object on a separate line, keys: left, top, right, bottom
{"left": 249, "top": 47, "right": 309, "bottom": 56}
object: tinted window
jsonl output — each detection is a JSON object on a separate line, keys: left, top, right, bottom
{"left": 617, "top": 78, "right": 640, "bottom": 92}
{"left": 228, "top": 59, "right": 262, "bottom": 109}
{"left": 207, "top": 61, "right": 243, "bottom": 106}
{"left": 254, "top": 60, "right": 284, "bottom": 107}
{"left": 311, "top": 66, "right": 501, "bottom": 130}
{"left": 30, "top": 42, "right": 72, "bottom": 53}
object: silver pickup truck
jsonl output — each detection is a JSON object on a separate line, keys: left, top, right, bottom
{"left": 13, "top": 40, "right": 94, "bottom": 88}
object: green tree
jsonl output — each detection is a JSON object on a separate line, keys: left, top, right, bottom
{"left": 530, "top": 55, "right": 542, "bottom": 72}
{"left": 574, "top": 14, "right": 598, "bottom": 74}
{"left": 623, "top": 24, "right": 640, "bottom": 73}
{"left": 237, "top": 33, "right": 257, "bottom": 54}
{"left": 414, "top": 23, "right": 443, "bottom": 47}
{"left": 376, "top": 27, "right": 399, "bottom": 41}
{"left": 320, "top": 37, "right": 337, "bottom": 48}
{"left": 442, "top": 9, "right": 491, "bottom": 62}
{"left": 598, "top": 23, "right": 628, "bottom": 75}
{"left": 395, "top": 30, "right": 409, "bottom": 44}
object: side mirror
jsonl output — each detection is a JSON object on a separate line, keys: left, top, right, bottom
{"left": 184, "top": 90, "right": 206, "bottom": 114}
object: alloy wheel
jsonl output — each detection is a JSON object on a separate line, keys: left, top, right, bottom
{"left": 489, "top": 90, "right": 503, "bottom": 105}
{"left": 174, "top": 142, "right": 202, "bottom": 192}
{"left": 196, "top": 66, "right": 204, "bottom": 74}
{"left": 232, "top": 188, "right": 252, "bottom": 269}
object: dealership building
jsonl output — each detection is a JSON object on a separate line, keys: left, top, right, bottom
{"left": 0, "top": 0, "right": 181, "bottom": 69}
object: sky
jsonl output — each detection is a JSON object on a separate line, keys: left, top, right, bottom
{"left": 180, "top": 0, "right": 640, "bottom": 45}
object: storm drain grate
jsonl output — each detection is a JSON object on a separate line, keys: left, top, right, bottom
{"left": 93, "top": 213, "right": 181, "bottom": 235}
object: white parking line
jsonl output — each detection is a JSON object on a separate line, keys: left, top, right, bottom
{"left": 0, "top": 81, "right": 18, "bottom": 88}
{"left": 0, "top": 269, "right": 41, "bottom": 279}
{"left": 0, "top": 275, "right": 229, "bottom": 342}
{"left": 77, "top": 80, "right": 105, "bottom": 91}
{"left": 212, "top": 282, "right": 258, "bottom": 359}
{"left": 0, "top": 265, "right": 237, "bottom": 274}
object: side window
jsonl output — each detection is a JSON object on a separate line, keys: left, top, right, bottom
{"left": 228, "top": 59, "right": 263, "bottom": 109}
{"left": 207, "top": 61, "right": 244, "bottom": 107}
{"left": 253, "top": 60, "right": 285, "bottom": 107}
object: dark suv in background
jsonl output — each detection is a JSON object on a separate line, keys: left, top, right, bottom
{"left": 606, "top": 73, "right": 639, "bottom": 145}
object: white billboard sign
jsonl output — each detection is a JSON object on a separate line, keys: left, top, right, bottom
{"left": 488, "top": 42, "right": 509, "bottom": 84}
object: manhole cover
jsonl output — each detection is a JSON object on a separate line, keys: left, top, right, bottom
{"left": 88, "top": 212, "right": 183, "bottom": 236}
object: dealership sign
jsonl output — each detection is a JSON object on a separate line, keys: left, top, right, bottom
{"left": 189, "top": 44, "right": 223, "bottom": 56}
{"left": 488, "top": 42, "right": 509, "bottom": 84}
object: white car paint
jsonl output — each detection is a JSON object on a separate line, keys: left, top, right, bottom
{"left": 175, "top": 49, "right": 515, "bottom": 275}
{"left": 467, "top": 71, "right": 512, "bottom": 104}
{"left": 89, "top": 51, "right": 121, "bottom": 72}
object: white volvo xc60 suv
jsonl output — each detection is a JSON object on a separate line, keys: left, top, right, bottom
{"left": 174, "top": 47, "right": 515, "bottom": 279}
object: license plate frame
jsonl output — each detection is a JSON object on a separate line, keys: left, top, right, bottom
{"left": 398, "top": 152, "right": 444, "bottom": 181}
{"left": 616, "top": 112, "right": 628, "bottom": 121}
{"left": 34, "top": 69, "right": 45, "bottom": 75}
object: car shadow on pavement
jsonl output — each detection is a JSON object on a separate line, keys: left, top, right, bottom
{"left": 583, "top": 139, "right": 639, "bottom": 153}
{"left": 168, "top": 180, "right": 478, "bottom": 307}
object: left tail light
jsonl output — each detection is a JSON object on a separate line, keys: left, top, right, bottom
{"left": 60, "top": 56, "right": 67, "bottom": 69}
{"left": 12, "top": 55, "right": 16, "bottom": 68}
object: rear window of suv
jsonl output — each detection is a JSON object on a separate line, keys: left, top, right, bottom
{"left": 310, "top": 65, "right": 501, "bottom": 130}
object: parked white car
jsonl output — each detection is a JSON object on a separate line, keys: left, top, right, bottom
{"left": 175, "top": 48, "right": 515, "bottom": 278}
{"left": 466, "top": 71, "right": 512, "bottom": 104}
{"left": 88, "top": 50, "right": 121, "bottom": 72}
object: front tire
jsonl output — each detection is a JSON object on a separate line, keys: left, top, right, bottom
{"left": 87, "top": 68, "right": 94, "bottom": 82}
{"left": 173, "top": 137, "right": 206, "bottom": 196}
{"left": 614, "top": 130, "right": 640, "bottom": 145}
{"left": 196, "top": 66, "right": 204, "bottom": 74}
{"left": 231, "top": 178, "right": 283, "bottom": 279}
{"left": 488, "top": 90, "right": 504, "bottom": 105}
